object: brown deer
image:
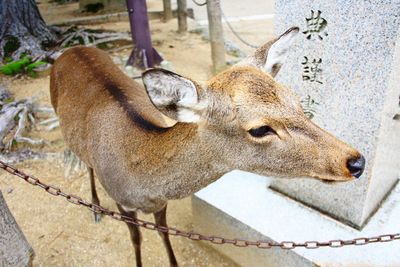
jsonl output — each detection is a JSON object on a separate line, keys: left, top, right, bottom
{"left": 50, "top": 27, "right": 365, "bottom": 267}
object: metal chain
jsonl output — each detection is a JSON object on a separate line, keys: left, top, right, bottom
{"left": 191, "top": 0, "right": 258, "bottom": 48}
{"left": 220, "top": 9, "right": 259, "bottom": 49}
{"left": 192, "top": 0, "right": 207, "bottom": 6}
{"left": 1, "top": 160, "right": 399, "bottom": 249}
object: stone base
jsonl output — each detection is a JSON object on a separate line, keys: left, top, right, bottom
{"left": 192, "top": 171, "right": 400, "bottom": 267}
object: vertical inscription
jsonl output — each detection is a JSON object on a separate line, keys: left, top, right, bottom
{"left": 301, "top": 95, "right": 320, "bottom": 119}
{"left": 300, "top": 10, "right": 328, "bottom": 118}
{"left": 302, "top": 10, "right": 328, "bottom": 40}
{"left": 302, "top": 56, "right": 323, "bottom": 84}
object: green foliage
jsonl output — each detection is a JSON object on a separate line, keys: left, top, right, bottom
{"left": 84, "top": 3, "right": 104, "bottom": 13}
{"left": 4, "top": 57, "right": 13, "bottom": 63}
{"left": 0, "top": 98, "right": 14, "bottom": 110}
{"left": 0, "top": 57, "right": 30, "bottom": 75}
{"left": 26, "top": 60, "right": 46, "bottom": 77}
{"left": 97, "top": 43, "right": 108, "bottom": 49}
{"left": 3, "top": 36, "right": 21, "bottom": 58}
{"left": 0, "top": 57, "right": 47, "bottom": 77}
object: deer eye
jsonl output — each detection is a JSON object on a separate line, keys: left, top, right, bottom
{"left": 248, "top": 126, "right": 277, "bottom": 138}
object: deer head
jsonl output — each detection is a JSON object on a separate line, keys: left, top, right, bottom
{"left": 142, "top": 27, "right": 365, "bottom": 182}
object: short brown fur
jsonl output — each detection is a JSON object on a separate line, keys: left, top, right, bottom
{"left": 50, "top": 31, "right": 362, "bottom": 266}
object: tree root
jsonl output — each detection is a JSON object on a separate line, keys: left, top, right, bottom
{"left": 0, "top": 89, "right": 59, "bottom": 150}
{"left": 0, "top": 147, "right": 86, "bottom": 179}
{"left": 58, "top": 27, "right": 131, "bottom": 49}
{"left": 12, "top": 105, "right": 44, "bottom": 148}
{"left": 0, "top": 149, "right": 47, "bottom": 164}
{"left": 0, "top": 104, "right": 23, "bottom": 146}
{"left": 39, "top": 117, "right": 60, "bottom": 132}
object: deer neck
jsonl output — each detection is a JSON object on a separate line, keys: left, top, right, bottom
{"left": 151, "top": 122, "right": 231, "bottom": 199}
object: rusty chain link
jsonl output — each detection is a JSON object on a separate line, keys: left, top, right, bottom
{"left": 1, "top": 160, "right": 399, "bottom": 250}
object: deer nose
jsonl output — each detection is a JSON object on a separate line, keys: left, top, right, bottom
{"left": 346, "top": 155, "right": 365, "bottom": 178}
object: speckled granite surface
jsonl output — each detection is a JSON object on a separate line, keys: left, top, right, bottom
{"left": 272, "top": 1, "right": 400, "bottom": 227}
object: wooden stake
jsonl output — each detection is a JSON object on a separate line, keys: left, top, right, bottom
{"left": 206, "top": 0, "right": 226, "bottom": 73}
{"left": 163, "top": 0, "right": 173, "bottom": 21}
{"left": 177, "top": 0, "right": 187, "bottom": 33}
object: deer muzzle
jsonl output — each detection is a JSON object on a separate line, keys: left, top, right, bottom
{"left": 346, "top": 155, "right": 366, "bottom": 178}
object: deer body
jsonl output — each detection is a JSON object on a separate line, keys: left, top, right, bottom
{"left": 50, "top": 28, "right": 365, "bottom": 267}
{"left": 51, "top": 47, "right": 232, "bottom": 213}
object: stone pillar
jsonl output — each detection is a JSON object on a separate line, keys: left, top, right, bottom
{"left": 192, "top": 5, "right": 400, "bottom": 265}
{"left": 271, "top": 1, "right": 400, "bottom": 228}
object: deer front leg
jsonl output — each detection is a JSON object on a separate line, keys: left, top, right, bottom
{"left": 87, "top": 166, "right": 101, "bottom": 222}
{"left": 154, "top": 205, "right": 178, "bottom": 267}
{"left": 117, "top": 204, "right": 143, "bottom": 267}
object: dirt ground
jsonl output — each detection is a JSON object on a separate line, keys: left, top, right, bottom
{"left": 1, "top": 160, "right": 238, "bottom": 267}
{"left": 0, "top": 1, "right": 276, "bottom": 266}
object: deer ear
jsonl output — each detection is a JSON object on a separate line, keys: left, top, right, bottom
{"left": 240, "top": 27, "right": 299, "bottom": 77}
{"left": 142, "top": 69, "right": 206, "bottom": 123}
{"left": 264, "top": 27, "right": 299, "bottom": 76}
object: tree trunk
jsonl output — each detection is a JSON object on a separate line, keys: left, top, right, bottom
{"left": 0, "top": 0, "right": 56, "bottom": 61}
{"left": 0, "top": 190, "right": 34, "bottom": 266}
{"left": 125, "top": 0, "right": 162, "bottom": 69}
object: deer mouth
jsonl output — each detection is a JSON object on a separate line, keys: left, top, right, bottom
{"left": 309, "top": 173, "right": 353, "bottom": 184}
{"left": 321, "top": 179, "right": 349, "bottom": 184}
{"left": 321, "top": 180, "right": 336, "bottom": 184}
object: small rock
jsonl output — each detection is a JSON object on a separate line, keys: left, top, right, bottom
{"left": 34, "top": 63, "right": 52, "bottom": 77}
{"left": 160, "top": 61, "right": 174, "bottom": 71}
{"left": 189, "top": 27, "right": 205, "bottom": 34}
{"left": 226, "top": 59, "right": 241, "bottom": 66}
{"left": 124, "top": 65, "right": 134, "bottom": 76}
{"left": 112, "top": 57, "right": 123, "bottom": 65}
{"left": 225, "top": 40, "right": 246, "bottom": 58}
{"left": 152, "top": 39, "right": 164, "bottom": 46}
{"left": 0, "top": 84, "right": 11, "bottom": 101}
